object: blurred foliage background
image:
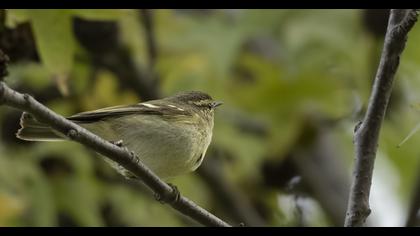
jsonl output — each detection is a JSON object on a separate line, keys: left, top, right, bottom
{"left": 1, "top": 9, "right": 420, "bottom": 226}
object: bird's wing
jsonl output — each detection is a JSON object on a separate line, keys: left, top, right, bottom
{"left": 68, "top": 102, "right": 192, "bottom": 123}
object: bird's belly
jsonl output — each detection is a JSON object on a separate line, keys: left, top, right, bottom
{"left": 83, "top": 116, "right": 207, "bottom": 179}
{"left": 126, "top": 128, "right": 200, "bottom": 179}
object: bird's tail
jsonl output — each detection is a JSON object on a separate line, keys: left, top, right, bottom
{"left": 16, "top": 112, "right": 64, "bottom": 141}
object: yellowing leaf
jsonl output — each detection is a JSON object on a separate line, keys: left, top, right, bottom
{"left": 53, "top": 74, "right": 70, "bottom": 96}
{"left": 0, "top": 192, "right": 25, "bottom": 226}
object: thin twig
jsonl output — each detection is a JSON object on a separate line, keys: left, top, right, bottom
{"left": 344, "top": 9, "right": 419, "bottom": 227}
{"left": 0, "top": 81, "right": 231, "bottom": 227}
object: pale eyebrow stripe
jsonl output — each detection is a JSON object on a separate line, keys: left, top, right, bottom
{"left": 142, "top": 103, "right": 159, "bottom": 108}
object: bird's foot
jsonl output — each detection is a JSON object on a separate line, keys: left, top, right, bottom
{"left": 154, "top": 183, "right": 180, "bottom": 204}
{"left": 110, "top": 139, "right": 124, "bottom": 147}
{"left": 110, "top": 139, "right": 132, "bottom": 154}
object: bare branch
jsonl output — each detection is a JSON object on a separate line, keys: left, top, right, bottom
{"left": 0, "top": 81, "right": 231, "bottom": 227}
{"left": 344, "top": 9, "right": 419, "bottom": 227}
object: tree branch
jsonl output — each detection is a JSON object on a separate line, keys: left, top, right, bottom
{"left": 0, "top": 81, "right": 230, "bottom": 227}
{"left": 344, "top": 9, "right": 418, "bottom": 227}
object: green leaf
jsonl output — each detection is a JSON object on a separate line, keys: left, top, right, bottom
{"left": 70, "top": 9, "right": 126, "bottom": 21}
{"left": 5, "top": 9, "right": 30, "bottom": 28}
{"left": 6, "top": 10, "right": 76, "bottom": 96}
{"left": 0, "top": 148, "right": 57, "bottom": 226}
{"left": 27, "top": 10, "right": 75, "bottom": 78}
{"left": 8, "top": 62, "right": 51, "bottom": 90}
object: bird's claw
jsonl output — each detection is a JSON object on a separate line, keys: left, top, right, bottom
{"left": 110, "top": 139, "right": 124, "bottom": 147}
{"left": 168, "top": 183, "right": 180, "bottom": 203}
{"left": 154, "top": 183, "right": 180, "bottom": 204}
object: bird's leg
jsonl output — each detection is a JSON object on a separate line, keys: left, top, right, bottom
{"left": 154, "top": 183, "right": 180, "bottom": 204}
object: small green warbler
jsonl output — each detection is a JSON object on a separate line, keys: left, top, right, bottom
{"left": 17, "top": 91, "right": 222, "bottom": 179}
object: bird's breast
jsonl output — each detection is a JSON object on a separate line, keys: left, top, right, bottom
{"left": 94, "top": 115, "right": 213, "bottom": 179}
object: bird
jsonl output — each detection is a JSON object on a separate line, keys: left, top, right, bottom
{"left": 16, "top": 91, "right": 222, "bottom": 180}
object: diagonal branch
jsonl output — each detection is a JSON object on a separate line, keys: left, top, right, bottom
{"left": 0, "top": 81, "right": 230, "bottom": 227}
{"left": 344, "top": 9, "right": 419, "bottom": 227}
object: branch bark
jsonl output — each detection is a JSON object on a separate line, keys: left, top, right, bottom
{"left": 344, "top": 9, "right": 418, "bottom": 227}
{"left": 0, "top": 81, "right": 230, "bottom": 227}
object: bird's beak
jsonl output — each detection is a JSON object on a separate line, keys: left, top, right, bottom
{"left": 211, "top": 101, "right": 223, "bottom": 109}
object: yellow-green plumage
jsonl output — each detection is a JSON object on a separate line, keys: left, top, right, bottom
{"left": 16, "top": 91, "right": 220, "bottom": 180}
